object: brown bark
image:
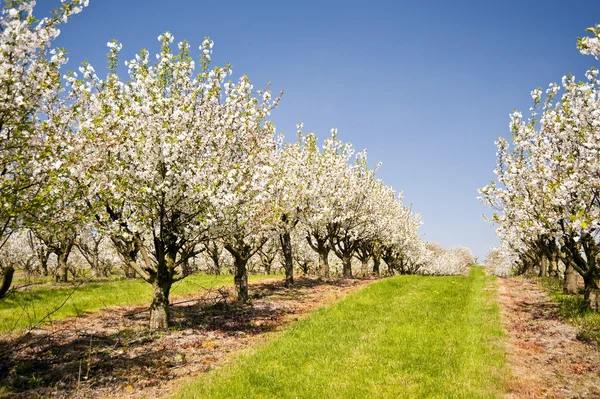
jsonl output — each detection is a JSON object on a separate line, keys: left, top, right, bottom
{"left": 280, "top": 231, "right": 293, "bottom": 287}
{"left": 539, "top": 257, "right": 548, "bottom": 278}
{"left": 234, "top": 257, "right": 249, "bottom": 303}
{"left": 147, "top": 245, "right": 178, "bottom": 330}
{"left": 342, "top": 257, "right": 352, "bottom": 278}
{"left": 40, "top": 255, "right": 49, "bottom": 276}
{"left": 586, "top": 288, "right": 600, "bottom": 312}
{"left": 57, "top": 248, "right": 71, "bottom": 283}
{"left": 225, "top": 238, "right": 265, "bottom": 303}
{"left": 523, "top": 259, "right": 536, "bottom": 276}
{"left": 318, "top": 249, "right": 330, "bottom": 278}
{"left": 564, "top": 263, "right": 579, "bottom": 295}
{"left": 149, "top": 278, "right": 171, "bottom": 330}
{"left": 124, "top": 263, "right": 137, "bottom": 278}
{"left": 583, "top": 273, "right": 600, "bottom": 312}
{"left": 206, "top": 241, "right": 222, "bottom": 275}
{"left": 360, "top": 259, "right": 369, "bottom": 276}
{"left": 306, "top": 233, "right": 330, "bottom": 278}
{"left": 549, "top": 252, "right": 559, "bottom": 278}
{"left": 372, "top": 256, "right": 381, "bottom": 276}
{"left": 0, "top": 265, "right": 14, "bottom": 300}
{"left": 329, "top": 232, "right": 357, "bottom": 279}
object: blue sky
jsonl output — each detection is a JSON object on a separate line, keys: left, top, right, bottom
{"left": 35, "top": 0, "right": 600, "bottom": 259}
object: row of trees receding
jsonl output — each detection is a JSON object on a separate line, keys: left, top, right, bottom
{"left": 0, "top": 1, "right": 475, "bottom": 330}
{"left": 480, "top": 24, "right": 600, "bottom": 312}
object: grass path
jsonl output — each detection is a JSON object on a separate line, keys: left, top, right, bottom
{"left": 175, "top": 267, "right": 507, "bottom": 399}
{"left": 0, "top": 274, "right": 277, "bottom": 334}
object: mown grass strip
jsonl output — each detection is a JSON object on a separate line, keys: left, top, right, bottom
{"left": 176, "top": 267, "right": 507, "bottom": 399}
{"left": 0, "top": 274, "right": 276, "bottom": 334}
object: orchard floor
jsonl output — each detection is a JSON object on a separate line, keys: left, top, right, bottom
{"left": 0, "top": 277, "right": 373, "bottom": 398}
{"left": 3, "top": 272, "right": 600, "bottom": 398}
{"left": 499, "top": 277, "right": 600, "bottom": 398}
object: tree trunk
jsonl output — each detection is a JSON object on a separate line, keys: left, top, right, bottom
{"left": 234, "top": 257, "right": 249, "bottom": 303}
{"left": 280, "top": 231, "right": 293, "bottom": 287}
{"left": 563, "top": 263, "right": 579, "bottom": 295}
{"left": 40, "top": 256, "right": 49, "bottom": 276}
{"left": 318, "top": 249, "right": 330, "bottom": 278}
{"left": 360, "top": 259, "right": 369, "bottom": 276}
{"left": 299, "top": 262, "right": 309, "bottom": 275}
{"left": 0, "top": 266, "right": 14, "bottom": 300}
{"left": 210, "top": 252, "right": 221, "bottom": 275}
{"left": 149, "top": 278, "right": 171, "bottom": 330}
{"left": 123, "top": 248, "right": 139, "bottom": 278}
{"left": 549, "top": 252, "right": 559, "bottom": 278}
{"left": 342, "top": 257, "right": 352, "bottom": 278}
{"left": 523, "top": 259, "right": 535, "bottom": 276}
{"left": 124, "top": 263, "right": 137, "bottom": 278}
{"left": 58, "top": 250, "right": 69, "bottom": 282}
{"left": 586, "top": 287, "right": 600, "bottom": 312}
{"left": 373, "top": 256, "right": 380, "bottom": 276}
{"left": 583, "top": 273, "right": 599, "bottom": 311}
{"left": 90, "top": 257, "right": 99, "bottom": 278}
{"left": 539, "top": 257, "right": 548, "bottom": 278}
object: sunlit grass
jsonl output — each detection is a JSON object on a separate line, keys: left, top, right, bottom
{"left": 176, "top": 267, "right": 507, "bottom": 399}
{"left": 0, "top": 273, "right": 277, "bottom": 334}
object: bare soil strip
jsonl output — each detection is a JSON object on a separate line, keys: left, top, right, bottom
{"left": 498, "top": 277, "right": 600, "bottom": 398}
{"left": 0, "top": 277, "right": 373, "bottom": 398}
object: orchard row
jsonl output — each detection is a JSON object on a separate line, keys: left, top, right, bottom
{"left": 480, "top": 25, "right": 600, "bottom": 310}
{"left": 0, "top": 1, "right": 474, "bottom": 329}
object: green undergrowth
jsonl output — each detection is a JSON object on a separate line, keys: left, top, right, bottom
{"left": 176, "top": 267, "right": 507, "bottom": 399}
{"left": 539, "top": 277, "right": 600, "bottom": 347}
{"left": 0, "top": 273, "right": 276, "bottom": 334}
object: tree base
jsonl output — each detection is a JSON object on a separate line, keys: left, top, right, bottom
{"left": 563, "top": 266, "right": 579, "bottom": 295}
{"left": 585, "top": 288, "right": 600, "bottom": 312}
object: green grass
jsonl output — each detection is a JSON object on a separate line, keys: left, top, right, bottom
{"left": 176, "top": 267, "right": 507, "bottom": 399}
{"left": 539, "top": 277, "right": 600, "bottom": 347}
{"left": 0, "top": 273, "right": 276, "bottom": 334}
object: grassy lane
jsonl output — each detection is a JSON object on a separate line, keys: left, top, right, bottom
{"left": 0, "top": 274, "right": 277, "bottom": 334}
{"left": 176, "top": 267, "right": 507, "bottom": 399}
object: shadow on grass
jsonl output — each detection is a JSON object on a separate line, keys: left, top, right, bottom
{"left": 538, "top": 277, "right": 600, "bottom": 347}
{"left": 0, "top": 276, "right": 359, "bottom": 397}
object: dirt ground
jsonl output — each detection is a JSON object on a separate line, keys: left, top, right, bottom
{"left": 0, "top": 276, "right": 373, "bottom": 398}
{"left": 498, "top": 277, "right": 600, "bottom": 399}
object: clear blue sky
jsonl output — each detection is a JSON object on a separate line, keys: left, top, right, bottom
{"left": 35, "top": 0, "right": 600, "bottom": 260}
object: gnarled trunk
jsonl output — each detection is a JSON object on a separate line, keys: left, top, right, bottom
{"left": 0, "top": 265, "right": 14, "bottom": 300}
{"left": 149, "top": 277, "right": 171, "bottom": 330}
{"left": 563, "top": 263, "right": 579, "bottom": 295}
{"left": 124, "top": 263, "right": 137, "bottom": 278}
{"left": 319, "top": 249, "right": 330, "bottom": 278}
{"left": 549, "top": 253, "right": 560, "bottom": 278}
{"left": 280, "top": 231, "right": 293, "bottom": 287}
{"left": 523, "top": 259, "right": 535, "bottom": 276}
{"left": 306, "top": 233, "right": 330, "bottom": 278}
{"left": 57, "top": 249, "right": 70, "bottom": 282}
{"left": 234, "top": 257, "right": 249, "bottom": 303}
{"left": 360, "top": 259, "right": 368, "bottom": 276}
{"left": 342, "top": 257, "right": 352, "bottom": 278}
{"left": 372, "top": 256, "right": 381, "bottom": 276}
{"left": 539, "top": 257, "right": 548, "bottom": 278}
{"left": 148, "top": 247, "right": 178, "bottom": 330}
{"left": 208, "top": 244, "right": 222, "bottom": 275}
{"left": 40, "top": 255, "right": 49, "bottom": 276}
{"left": 586, "top": 287, "right": 600, "bottom": 312}
{"left": 583, "top": 274, "right": 600, "bottom": 312}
